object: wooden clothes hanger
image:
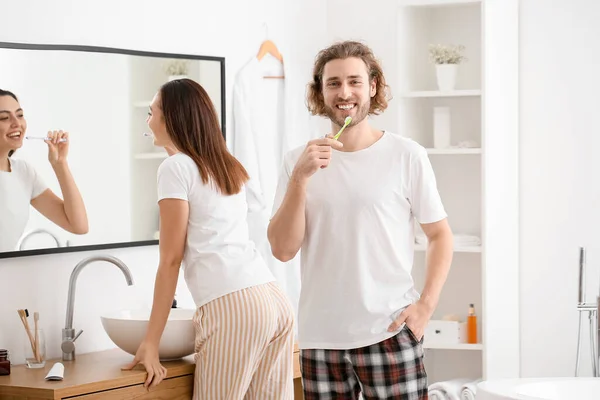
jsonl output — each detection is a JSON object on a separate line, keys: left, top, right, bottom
{"left": 256, "top": 24, "right": 284, "bottom": 79}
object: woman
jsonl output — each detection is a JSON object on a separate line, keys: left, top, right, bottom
{"left": 0, "top": 89, "right": 88, "bottom": 252}
{"left": 123, "top": 79, "right": 295, "bottom": 399}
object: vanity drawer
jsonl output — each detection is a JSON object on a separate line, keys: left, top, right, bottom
{"left": 69, "top": 375, "right": 193, "bottom": 400}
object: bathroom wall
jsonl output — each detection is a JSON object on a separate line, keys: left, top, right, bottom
{"left": 519, "top": 0, "right": 600, "bottom": 377}
{"left": 0, "top": 0, "right": 330, "bottom": 363}
{"left": 325, "top": 0, "right": 399, "bottom": 132}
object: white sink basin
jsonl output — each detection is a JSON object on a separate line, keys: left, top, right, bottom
{"left": 100, "top": 308, "right": 196, "bottom": 360}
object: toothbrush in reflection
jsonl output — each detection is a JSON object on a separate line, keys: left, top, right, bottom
{"left": 26, "top": 136, "right": 68, "bottom": 143}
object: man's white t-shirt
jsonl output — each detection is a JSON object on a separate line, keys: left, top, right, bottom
{"left": 272, "top": 132, "right": 447, "bottom": 350}
{"left": 157, "top": 153, "right": 275, "bottom": 308}
{"left": 0, "top": 158, "right": 47, "bottom": 252}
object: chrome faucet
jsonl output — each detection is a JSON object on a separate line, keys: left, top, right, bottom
{"left": 575, "top": 247, "right": 599, "bottom": 377}
{"left": 18, "top": 228, "right": 61, "bottom": 250}
{"left": 61, "top": 255, "right": 134, "bottom": 361}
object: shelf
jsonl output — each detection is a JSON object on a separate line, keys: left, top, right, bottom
{"left": 415, "top": 244, "right": 481, "bottom": 253}
{"left": 134, "top": 152, "right": 168, "bottom": 160}
{"left": 426, "top": 148, "right": 481, "bottom": 155}
{"left": 399, "top": 0, "right": 481, "bottom": 7}
{"left": 403, "top": 90, "right": 481, "bottom": 98}
{"left": 423, "top": 343, "right": 483, "bottom": 350}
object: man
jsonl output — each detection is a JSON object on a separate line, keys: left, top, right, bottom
{"left": 268, "top": 40, "right": 454, "bottom": 399}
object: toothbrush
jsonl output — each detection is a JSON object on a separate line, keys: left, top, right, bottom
{"left": 333, "top": 116, "right": 352, "bottom": 140}
{"left": 26, "top": 136, "right": 68, "bottom": 143}
{"left": 34, "top": 312, "right": 41, "bottom": 362}
{"left": 143, "top": 132, "right": 153, "bottom": 137}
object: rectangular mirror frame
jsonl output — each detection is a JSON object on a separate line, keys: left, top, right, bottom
{"left": 0, "top": 41, "right": 226, "bottom": 260}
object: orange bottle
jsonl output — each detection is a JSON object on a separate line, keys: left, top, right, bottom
{"left": 467, "top": 303, "right": 478, "bottom": 344}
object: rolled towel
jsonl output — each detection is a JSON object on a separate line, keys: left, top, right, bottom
{"left": 428, "top": 389, "right": 448, "bottom": 400}
{"left": 428, "top": 379, "right": 470, "bottom": 400}
{"left": 428, "top": 389, "right": 451, "bottom": 400}
{"left": 460, "top": 379, "right": 481, "bottom": 400}
{"left": 415, "top": 234, "right": 427, "bottom": 244}
{"left": 453, "top": 234, "right": 481, "bottom": 245}
{"left": 416, "top": 234, "right": 481, "bottom": 246}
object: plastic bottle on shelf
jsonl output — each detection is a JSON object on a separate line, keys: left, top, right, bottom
{"left": 467, "top": 303, "right": 478, "bottom": 344}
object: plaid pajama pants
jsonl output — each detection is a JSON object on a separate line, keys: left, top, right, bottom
{"left": 299, "top": 326, "right": 427, "bottom": 399}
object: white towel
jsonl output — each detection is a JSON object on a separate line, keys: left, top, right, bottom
{"left": 429, "top": 390, "right": 450, "bottom": 400}
{"left": 428, "top": 379, "right": 471, "bottom": 400}
{"left": 460, "top": 379, "right": 481, "bottom": 400}
{"left": 415, "top": 234, "right": 428, "bottom": 244}
{"left": 428, "top": 390, "right": 445, "bottom": 400}
{"left": 454, "top": 234, "right": 481, "bottom": 245}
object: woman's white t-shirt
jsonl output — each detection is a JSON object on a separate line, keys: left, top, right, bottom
{"left": 157, "top": 152, "right": 275, "bottom": 308}
{"left": 0, "top": 158, "right": 47, "bottom": 252}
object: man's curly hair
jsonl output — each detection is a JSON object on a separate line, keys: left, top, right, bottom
{"left": 306, "top": 41, "right": 391, "bottom": 116}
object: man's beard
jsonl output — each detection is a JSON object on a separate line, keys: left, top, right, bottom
{"left": 324, "top": 100, "right": 370, "bottom": 128}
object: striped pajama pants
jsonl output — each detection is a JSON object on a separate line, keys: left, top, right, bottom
{"left": 192, "top": 281, "right": 296, "bottom": 399}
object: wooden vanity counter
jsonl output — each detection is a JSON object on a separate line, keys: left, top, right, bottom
{"left": 0, "top": 344, "right": 302, "bottom": 399}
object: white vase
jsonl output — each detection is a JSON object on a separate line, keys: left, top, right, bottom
{"left": 435, "top": 64, "right": 458, "bottom": 91}
{"left": 168, "top": 75, "right": 187, "bottom": 82}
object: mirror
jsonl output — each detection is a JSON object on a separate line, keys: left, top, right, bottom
{"left": 0, "top": 42, "right": 225, "bottom": 258}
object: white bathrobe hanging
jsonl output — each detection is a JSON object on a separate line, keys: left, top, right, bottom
{"left": 231, "top": 51, "right": 319, "bottom": 327}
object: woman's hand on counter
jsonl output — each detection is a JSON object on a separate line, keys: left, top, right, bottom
{"left": 121, "top": 341, "right": 167, "bottom": 389}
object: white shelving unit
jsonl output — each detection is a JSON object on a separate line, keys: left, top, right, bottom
{"left": 397, "top": 0, "right": 486, "bottom": 384}
{"left": 424, "top": 343, "right": 484, "bottom": 351}
{"left": 426, "top": 148, "right": 481, "bottom": 154}
{"left": 399, "top": 0, "right": 481, "bottom": 6}
{"left": 404, "top": 89, "right": 481, "bottom": 97}
{"left": 414, "top": 244, "right": 482, "bottom": 253}
{"left": 134, "top": 152, "right": 169, "bottom": 160}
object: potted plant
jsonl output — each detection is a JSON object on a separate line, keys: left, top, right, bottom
{"left": 163, "top": 59, "right": 190, "bottom": 82}
{"left": 428, "top": 44, "right": 466, "bottom": 91}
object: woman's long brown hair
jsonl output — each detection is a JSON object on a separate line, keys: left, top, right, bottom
{"left": 159, "top": 79, "right": 249, "bottom": 195}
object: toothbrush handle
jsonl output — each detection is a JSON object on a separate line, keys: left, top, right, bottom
{"left": 578, "top": 247, "right": 586, "bottom": 304}
{"left": 27, "top": 136, "right": 68, "bottom": 143}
